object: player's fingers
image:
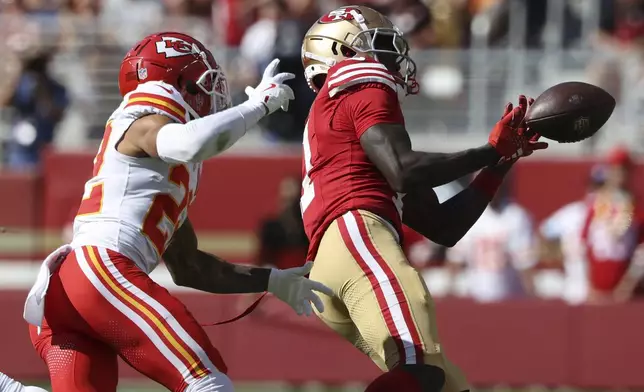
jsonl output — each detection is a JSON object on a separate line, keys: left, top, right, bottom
{"left": 308, "top": 280, "right": 334, "bottom": 297}
{"left": 244, "top": 86, "right": 255, "bottom": 97}
{"left": 506, "top": 106, "right": 524, "bottom": 127}
{"left": 502, "top": 102, "right": 513, "bottom": 119}
{"left": 530, "top": 132, "right": 541, "bottom": 142}
{"left": 518, "top": 95, "right": 528, "bottom": 111}
{"left": 529, "top": 141, "right": 549, "bottom": 150}
{"left": 290, "top": 261, "right": 313, "bottom": 276}
{"left": 528, "top": 97, "right": 535, "bottom": 106}
{"left": 273, "top": 72, "right": 295, "bottom": 84}
{"left": 263, "top": 59, "right": 280, "bottom": 79}
{"left": 309, "top": 292, "right": 325, "bottom": 314}
{"left": 283, "top": 85, "right": 295, "bottom": 100}
{"left": 301, "top": 300, "right": 313, "bottom": 317}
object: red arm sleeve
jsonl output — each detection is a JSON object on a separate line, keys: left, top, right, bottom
{"left": 336, "top": 84, "right": 405, "bottom": 138}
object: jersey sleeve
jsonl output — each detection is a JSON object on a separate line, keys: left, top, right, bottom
{"left": 327, "top": 58, "right": 399, "bottom": 98}
{"left": 335, "top": 82, "right": 404, "bottom": 138}
{"left": 121, "top": 81, "right": 189, "bottom": 124}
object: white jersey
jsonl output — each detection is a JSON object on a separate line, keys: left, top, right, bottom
{"left": 447, "top": 202, "right": 537, "bottom": 303}
{"left": 539, "top": 201, "right": 589, "bottom": 304}
{"left": 71, "top": 81, "right": 201, "bottom": 274}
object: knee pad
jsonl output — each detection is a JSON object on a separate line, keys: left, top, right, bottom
{"left": 399, "top": 364, "right": 446, "bottom": 392}
{"left": 185, "top": 372, "right": 233, "bottom": 392}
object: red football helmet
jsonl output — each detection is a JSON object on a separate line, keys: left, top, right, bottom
{"left": 119, "top": 32, "right": 231, "bottom": 118}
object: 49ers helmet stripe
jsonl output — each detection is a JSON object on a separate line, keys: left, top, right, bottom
{"left": 125, "top": 93, "right": 187, "bottom": 123}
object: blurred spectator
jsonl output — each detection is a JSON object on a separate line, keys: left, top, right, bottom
{"left": 238, "top": 0, "right": 316, "bottom": 142}
{"left": 402, "top": 226, "right": 445, "bottom": 270}
{"left": 401, "top": 176, "right": 471, "bottom": 271}
{"left": 538, "top": 166, "right": 606, "bottom": 305}
{"left": 580, "top": 147, "right": 644, "bottom": 304}
{"left": 446, "top": 177, "right": 537, "bottom": 303}
{"left": 214, "top": 0, "right": 254, "bottom": 46}
{"left": 471, "top": 0, "right": 581, "bottom": 48}
{"left": 587, "top": 0, "right": 644, "bottom": 119}
{"left": 542, "top": 147, "right": 644, "bottom": 305}
{"left": 4, "top": 50, "right": 68, "bottom": 170}
{"left": 256, "top": 176, "right": 308, "bottom": 270}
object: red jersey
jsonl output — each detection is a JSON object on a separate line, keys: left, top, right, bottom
{"left": 581, "top": 191, "right": 643, "bottom": 292}
{"left": 301, "top": 57, "right": 405, "bottom": 259}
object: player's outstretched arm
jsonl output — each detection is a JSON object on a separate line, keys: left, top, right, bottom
{"left": 360, "top": 95, "right": 547, "bottom": 193}
{"left": 163, "top": 219, "right": 333, "bottom": 315}
{"left": 118, "top": 59, "right": 295, "bottom": 162}
{"left": 400, "top": 97, "right": 547, "bottom": 247}
{"left": 361, "top": 123, "right": 497, "bottom": 192}
{"left": 403, "top": 162, "right": 513, "bottom": 247}
{"left": 164, "top": 218, "right": 271, "bottom": 293}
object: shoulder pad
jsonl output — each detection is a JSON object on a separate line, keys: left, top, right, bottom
{"left": 327, "top": 57, "right": 398, "bottom": 98}
{"left": 122, "top": 81, "right": 190, "bottom": 123}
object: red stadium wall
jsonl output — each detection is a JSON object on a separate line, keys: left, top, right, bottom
{"left": 2, "top": 152, "right": 644, "bottom": 386}
{"left": 1, "top": 152, "right": 644, "bottom": 261}
{"left": 10, "top": 152, "right": 644, "bottom": 228}
{"left": 1, "top": 293, "right": 644, "bottom": 387}
{"left": 35, "top": 152, "right": 644, "bottom": 228}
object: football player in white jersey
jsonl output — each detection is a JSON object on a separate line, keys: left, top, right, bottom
{"left": 0, "top": 372, "right": 47, "bottom": 392}
{"left": 23, "top": 32, "right": 332, "bottom": 392}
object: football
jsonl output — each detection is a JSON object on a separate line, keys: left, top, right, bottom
{"left": 524, "top": 82, "right": 616, "bottom": 143}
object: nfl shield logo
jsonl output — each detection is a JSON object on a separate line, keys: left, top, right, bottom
{"left": 138, "top": 67, "right": 148, "bottom": 80}
{"left": 574, "top": 117, "right": 590, "bottom": 135}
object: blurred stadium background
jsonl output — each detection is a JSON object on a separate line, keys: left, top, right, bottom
{"left": 2, "top": 0, "right": 644, "bottom": 390}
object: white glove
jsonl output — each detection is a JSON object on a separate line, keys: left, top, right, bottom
{"left": 267, "top": 261, "right": 334, "bottom": 316}
{"left": 245, "top": 58, "right": 295, "bottom": 114}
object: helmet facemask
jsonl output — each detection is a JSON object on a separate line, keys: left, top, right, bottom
{"left": 181, "top": 47, "right": 232, "bottom": 119}
{"left": 350, "top": 26, "right": 418, "bottom": 96}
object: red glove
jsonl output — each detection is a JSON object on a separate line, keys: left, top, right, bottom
{"left": 488, "top": 95, "right": 548, "bottom": 162}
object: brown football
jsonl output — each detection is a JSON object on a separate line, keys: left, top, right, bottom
{"left": 524, "top": 82, "right": 616, "bottom": 143}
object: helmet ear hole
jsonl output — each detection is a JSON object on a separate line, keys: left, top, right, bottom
{"left": 181, "top": 77, "right": 199, "bottom": 95}
{"left": 340, "top": 45, "right": 356, "bottom": 58}
{"left": 312, "top": 74, "right": 327, "bottom": 90}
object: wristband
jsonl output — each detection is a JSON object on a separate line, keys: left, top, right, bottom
{"left": 471, "top": 169, "right": 504, "bottom": 200}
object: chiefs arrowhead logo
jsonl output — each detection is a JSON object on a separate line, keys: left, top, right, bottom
{"left": 156, "top": 37, "right": 196, "bottom": 58}
{"left": 319, "top": 7, "right": 361, "bottom": 24}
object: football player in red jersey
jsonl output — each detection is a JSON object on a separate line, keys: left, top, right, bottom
{"left": 300, "top": 6, "right": 548, "bottom": 392}
{"left": 23, "top": 32, "right": 333, "bottom": 392}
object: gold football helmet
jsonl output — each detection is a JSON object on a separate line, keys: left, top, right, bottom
{"left": 301, "top": 5, "right": 418, "bottom": 95}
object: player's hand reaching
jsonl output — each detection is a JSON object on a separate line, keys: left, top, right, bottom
{"left": 267, "top": 261, "right": 334, "bottom": 316}
{"left": 245, "top": 58, "right": 296, "bottom": 114}
{"left": 488, "top": 95, "right": 548, "bottom": 163}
